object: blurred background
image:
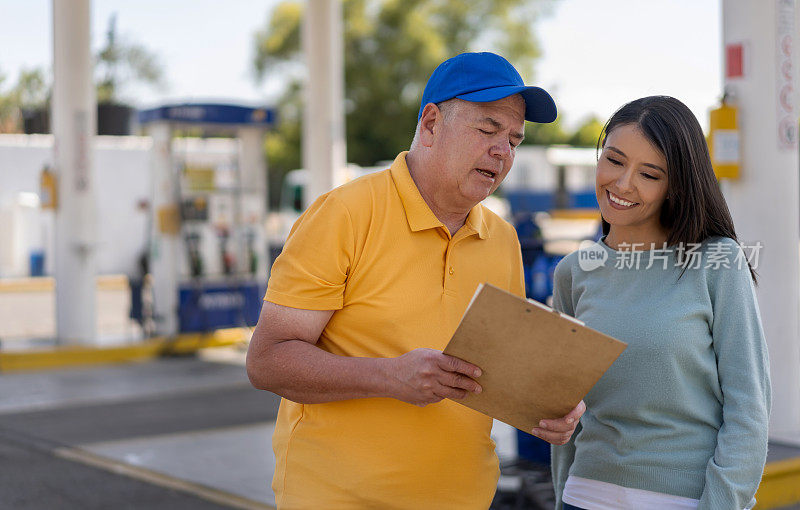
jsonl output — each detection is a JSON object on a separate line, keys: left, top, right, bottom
{"left": 1, "top": 1, "right": 799, "bottom": 509}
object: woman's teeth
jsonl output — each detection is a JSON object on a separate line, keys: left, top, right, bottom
{"left": 608, "top": 191, "right": 636, "bottom": 207}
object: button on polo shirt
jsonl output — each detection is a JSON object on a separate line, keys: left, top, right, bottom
{"left": 266, "top": 152, "right": 525, "bottom": 509}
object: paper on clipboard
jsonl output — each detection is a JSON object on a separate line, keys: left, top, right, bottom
{"left": 442, "top": 283, "right": 627, "bottom": 432}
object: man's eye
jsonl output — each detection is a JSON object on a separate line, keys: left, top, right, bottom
{"left": 478, "top": 129, "right": 494, "bottom": 135}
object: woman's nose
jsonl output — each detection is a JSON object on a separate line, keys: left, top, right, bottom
{"left": 615, "top": 168, "right": 635, "bottom": 191}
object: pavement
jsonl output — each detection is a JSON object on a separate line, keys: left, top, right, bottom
{"left": 0, "top": 348, "right": 538, "bottom": 509}
{"left": 0, "top": 352, "right": 280, "bottom": 509}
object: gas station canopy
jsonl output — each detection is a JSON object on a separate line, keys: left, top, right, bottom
{"left": 138, "top": 103, "right": 277, "bottom": 127}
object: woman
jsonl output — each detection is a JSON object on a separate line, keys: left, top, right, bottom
{"left": 551, "top": 96, "right": 770, "bottom": 510}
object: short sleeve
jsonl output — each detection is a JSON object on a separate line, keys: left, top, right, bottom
{"left": 265, "top": 192, "right": 355, "bottom": 310}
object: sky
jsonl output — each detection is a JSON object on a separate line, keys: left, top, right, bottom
{"left": 0, "top": 0, "right": 722, "bottom": 129}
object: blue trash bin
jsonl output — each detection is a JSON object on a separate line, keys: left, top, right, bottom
{"left": 29, "top": 250, "right": 45, "bottom": 277}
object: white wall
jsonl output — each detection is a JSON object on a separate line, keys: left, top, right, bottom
{"left": 0, "top": 134, "right": 240, "bottom": 278}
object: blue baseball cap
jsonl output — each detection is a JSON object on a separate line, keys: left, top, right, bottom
{"left": 418, "top": 52, "right": 557, "bottom": 123}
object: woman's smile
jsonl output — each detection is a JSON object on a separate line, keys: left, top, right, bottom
{"left": 606, "top": 190, "right": 639, "bottom": 209}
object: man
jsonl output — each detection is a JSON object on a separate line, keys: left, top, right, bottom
{"left": 247, "top": 52, "right": 585, "bottom": 509}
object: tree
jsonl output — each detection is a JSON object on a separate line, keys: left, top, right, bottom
{"left": 522, "top": 116, "right": 570, "bottom": 146}
{"left": 0, "top": 67, "right": 17, "bottom": 133}
{"left": 1, "top": 14, "right": 163, "bottom": 134}
{"left": 15, "top": 68, "right": 49, "bottom": 109}
{"left": 253, "top": 0, "right": 557, "bottom": 202}
{"left": 568, "top": 115, "right": 604, "bottom": 148}
{"left": 95, "top": 14, "right": 164, "bottom": 103}
{"left": 0, "top": 67, "right": 50, "bottom": 133}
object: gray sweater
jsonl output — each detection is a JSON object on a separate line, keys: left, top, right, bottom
{"left": 551, "top": 236, "right": 771, "bottom": 510}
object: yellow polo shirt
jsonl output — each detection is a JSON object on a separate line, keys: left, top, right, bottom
{"left": 266, "top": 152, "right": 525, "bottom": 509}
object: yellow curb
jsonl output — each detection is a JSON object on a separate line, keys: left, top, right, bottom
{"left": 97, "top": 274, "right": 129, "bottom": 291}
{"left": 755, "top": 456, "right": 800, "bottom": 508}
{"left": 549, "top": 208, "right": 601, "bottom": 220}
{"left": 0, "top": 276, "right": 56, "bottom": 293}
{"left": 0, "top": 274, "right": 129, "bottom": 293}
{"left": 0, "top": 327, "right": 251, "bottom": 372}
{"left": 0, "top": 341, "right": 162, "bottom": 371}
{"left": 159, "top": 327, "right": 252, "bottom": 355}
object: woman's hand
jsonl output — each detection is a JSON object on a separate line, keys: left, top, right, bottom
{"left": 531, "top": 400, "right": 586, "bottom": 445}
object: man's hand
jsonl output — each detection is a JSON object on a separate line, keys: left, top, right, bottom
{"left": 530, "top": 400, "right": 586, "bottom": 445}
{"left": 385, "top": 348, "right": 483, "bottom": 407}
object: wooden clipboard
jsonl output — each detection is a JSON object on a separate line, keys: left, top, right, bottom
{"left": 442, "top": 283, "right": 626, "bottom": 432}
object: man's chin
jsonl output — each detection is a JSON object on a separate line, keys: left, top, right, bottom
{"left": 477, "top": 189, "right": 495, "bottom": 203}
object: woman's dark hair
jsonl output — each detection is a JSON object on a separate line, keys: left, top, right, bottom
{"left": 598, "top": 95, "right": 756, "bottom": 282}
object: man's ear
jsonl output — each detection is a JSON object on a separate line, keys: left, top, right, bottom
{"left": 418, "top": 103, "right": 441, "bottom": 148}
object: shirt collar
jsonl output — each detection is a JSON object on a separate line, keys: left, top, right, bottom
{"left": 390, "top": 151, "right": 489, "bottom": 239}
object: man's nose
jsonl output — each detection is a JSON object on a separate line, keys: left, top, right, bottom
{"left": 490, "top": 138, "right": 512, "bottom": 159}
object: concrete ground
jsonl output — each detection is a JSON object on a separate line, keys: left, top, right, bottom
{"left": 3, "top": 353, "right": 799, "bottom": 510}
{"left": 0, "top": 353, "right": 280, "bottom": 509}
{"left": 0, "top": 348, "right": 531, "bottom": 509}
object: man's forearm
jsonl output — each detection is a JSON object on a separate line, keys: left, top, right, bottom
{"left": 247, "top": 339, "right": 394, "bottom": 404}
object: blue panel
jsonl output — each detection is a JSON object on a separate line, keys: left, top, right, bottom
{"left": 517, "top": 429, "right": 551, "bottom": 465}
{"left": 571, "top": 190, "right": 599, "bottom": 209}
{"left": 129, "top": 279, "right": 143, "bottom": 322}
{"left": 178, "top": 280, "right": 265, "bottom": 333}
{"left": 505, "top": 190, "right": 555, "bottom": 215}
{"left": 138, "top": 103, "right": 276, "bottom": 127}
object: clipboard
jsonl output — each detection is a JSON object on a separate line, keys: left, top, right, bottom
{"left": 442, "top": 283, "right": 626, "bottom": 432}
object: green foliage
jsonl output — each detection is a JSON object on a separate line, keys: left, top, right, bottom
{"left": 522, "top": 116, "right": 569, "bottom": 146}
{"left": 0, "top": 66, "right": 50, "bottom": 133}
{"left": 253, "top": 0, "right": 556, "bottom": 191}
{"left": 96, "top": 14, "right": 164, "bottom": 104}
{"left": 265, "top": 81, "right": 304, "bottom": 207}
{"left": 0, "top": 14, "right": 164, "bottom": 133}
{"left": 568, "top": 115, "right": 604, "bottom": 147}
{"left": 253, "top": 2, "right": 304, "bottom": 79}
{"left": 14, "top": 68, "right": 48, "bottom": 109}
{"left": 0, "top": 68, "right": 17, "bottom": 132}
{"left": 521, "top": 115, "right": 605, "bottom": 148}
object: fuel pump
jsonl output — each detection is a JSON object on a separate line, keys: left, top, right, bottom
{"left": 138, "top": 103, "right": 275, "bottom": 336}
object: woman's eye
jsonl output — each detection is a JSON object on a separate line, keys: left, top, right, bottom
{"left": 641, "top": 173, "right": 659, "bottom": 180}
{"left": 606, "top": 157, "right": 622, "bottom": 165}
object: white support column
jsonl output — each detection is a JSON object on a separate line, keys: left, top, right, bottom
{"left": 149, "top": 122, "right": 179, "bottom": 337}
{"left": 238, "top": 127, "right": 267, "bottom": 213}
{"left": 52, "top": 0, "right": 96, "bottom": 344}
{"left": 722, "top": 0, "right": 800, "bottom": 442}
{"left": 302, "top": 0, "right": 346, "bottom": 208}
{"left": 238, "top": 127, "right": 269, "bottom": 278}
